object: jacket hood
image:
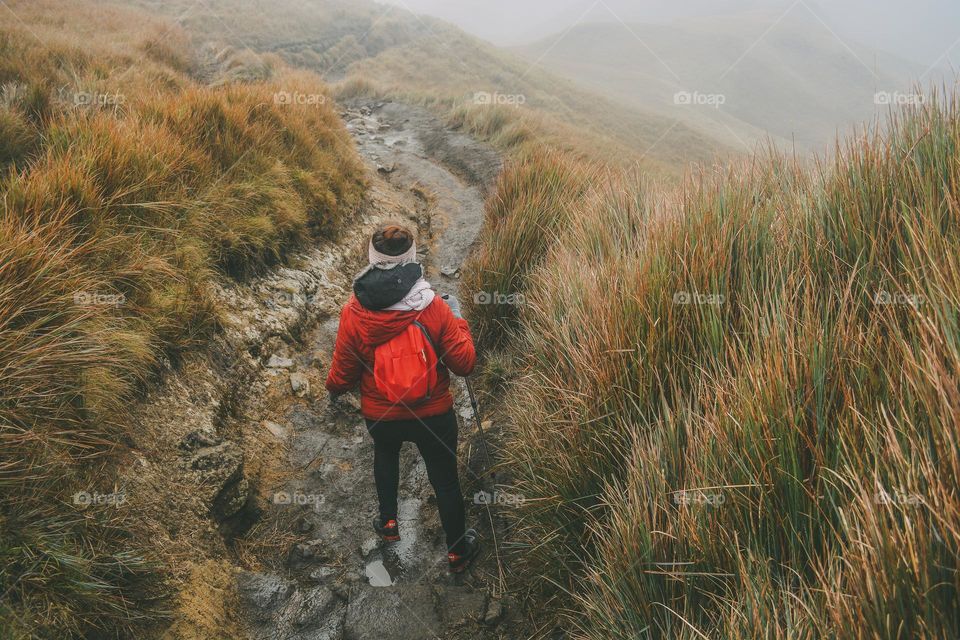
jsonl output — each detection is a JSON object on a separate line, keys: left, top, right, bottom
{"left": 353, "top": 262, "right": 423, "bottom": 311}
{"left": 348, "top": 296, "right": 425, "bottom": 347}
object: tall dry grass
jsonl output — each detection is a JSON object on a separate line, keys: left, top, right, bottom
{"left": 466, "top": 93, "right": 960, "bottom": 638}
{"left": 0, "top": 2, "right": 365, "bottom": 636}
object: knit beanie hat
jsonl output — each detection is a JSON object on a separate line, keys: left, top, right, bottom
{"left": 368, "top": 224, "right": 417, "bottom": 265}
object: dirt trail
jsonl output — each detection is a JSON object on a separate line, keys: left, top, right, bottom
{"left": 233, "top": 100, "right": 512, "bottom": 639}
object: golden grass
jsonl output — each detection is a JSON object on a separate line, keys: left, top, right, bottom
{"left": 0, "top": 1, "right": 365, "bottom": 636}
{"left": 465, "top": 93, "right": 960, "bottom": 638}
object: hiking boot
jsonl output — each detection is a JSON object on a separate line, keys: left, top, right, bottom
{"left": 447, "top": 528, "right": 480, "bottom": 573}
{"left": 373, "top": 517, "right": 400, "bottom": 542}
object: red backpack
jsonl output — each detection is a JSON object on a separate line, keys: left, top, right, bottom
{"left": 373, "top": 320, "right": 439, "bottom": 405}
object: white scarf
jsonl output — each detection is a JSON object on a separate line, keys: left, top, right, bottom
{"left": 385, "top": 277, "right": 435, "bottom": 311}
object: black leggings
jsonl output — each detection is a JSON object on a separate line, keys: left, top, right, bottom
{"left": 365, "top": 409, "right": 466, "bottom": 555}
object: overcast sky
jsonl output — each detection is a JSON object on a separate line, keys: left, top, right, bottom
{"left": 376, "top": 0, "right": 960, "bottom": 68}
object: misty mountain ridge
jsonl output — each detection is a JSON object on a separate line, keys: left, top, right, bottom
{"left": 516, "top": 7, "right": 948, "bottom": 152}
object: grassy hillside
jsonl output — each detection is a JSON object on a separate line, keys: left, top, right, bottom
{"left": 463, "top": 93, "right": 960, "bottom": 637}
{"left": 119, "top": 0, "right": 737, "bottom": 175}
{"left": 516, "top": 10, "right": 927, "bottom": 153}
{"left": 0, "top": 1, "right": 364, "bottom": 636}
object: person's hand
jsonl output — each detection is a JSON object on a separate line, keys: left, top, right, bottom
{"left": 442, "top": 293, "right": 463, "bottom": 319}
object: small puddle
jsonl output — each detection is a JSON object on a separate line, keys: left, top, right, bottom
{"left": 364, "top": 496, "right": 423, "bottom": 587}
{"left": 364, "top": 558, "right": 396, "bottom": 587}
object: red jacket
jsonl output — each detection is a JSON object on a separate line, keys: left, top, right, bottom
{"left": 325, "top": 295, "right": 476, "bottom": 421}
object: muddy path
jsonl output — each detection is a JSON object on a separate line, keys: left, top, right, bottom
{"left": 231, "top": 99, "right": 516, "bottom": 639}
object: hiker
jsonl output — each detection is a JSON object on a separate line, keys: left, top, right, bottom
{"left": 325, "top": 224, "right": 480, "bottom": 573}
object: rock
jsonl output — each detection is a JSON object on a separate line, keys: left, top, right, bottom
{"left": 263, "top": 420, "right": 288, "bottom": 440}
{"left": 376, "top": 163, "right": 396, "bottom": 174}
{"left": 360, "top": 536, "right": 379, "bottom": 556}
{"left": 295, "top": 516, "right": 314, "bottom": 534}
{"left": 340, "top": 393, "right": 361, "bottom": 410}
{"left": 187, "top": 441, "right": 249, "bottom": 521}
{"left": 179, "top": 429, "right": 219, "bottom": 451}
{"left": 459, "top": 406, "right": 474, "bottom": 421}
{"left": 267, "top": 355, "right": 294, "bottom": 369}
{"left": 308, "top": 566, "right": 337, "bottom": 582}
{"left": 344, "top": 585, "right": 440, "bottom": 639}
{"left": 236, "top": 572, "right": 295, "bottom": 622}
{"left": 438, "top": 586, "right": 488, "bottom": 627}
{"left": 484, "top": 598, "right": 505, "bottom": 625}
{"left": 440, "top": 265, "right": 460, "bottom": 278}
{"left": 290, "top": 372, "right": 310, "bottom": 397}
{"left": 331, "top": 584, "right": 350, "bottom": 602}
{"left": 287, "top": 538, "right": 329, "bottom": 570}
{"left": 287, "top": 586, "right": 336, "bottom": 629}
{"left": 274, "top": 277, "right": 302, "bottom": 295}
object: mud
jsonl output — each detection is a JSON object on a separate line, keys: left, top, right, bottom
{"left": 233, "top": 100, "right": 514, "bottom": 639}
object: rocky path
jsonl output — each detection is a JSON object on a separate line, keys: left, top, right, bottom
{"left": 233, "top": 100, "right": 512, "bottom": 639}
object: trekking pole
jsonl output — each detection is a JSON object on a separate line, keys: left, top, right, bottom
{"left": 464, "top": 377, "right": 492, "bottom": 467}
{"left": 462, "top": 376, "right": 507, "bottom": 595}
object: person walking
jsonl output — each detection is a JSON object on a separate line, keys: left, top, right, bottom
{"left": 325, "top": 223, "right": 480, "bottom": 573}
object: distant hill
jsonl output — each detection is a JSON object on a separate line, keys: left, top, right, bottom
{"left": 119, "top": 0, "right": 739, "bottom": 173}
{"left": 516, "top": 9, "right": 932, "bottom": 153}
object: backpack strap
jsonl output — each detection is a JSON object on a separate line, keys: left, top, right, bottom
{"left": 411, "top": 311, "right": 444, "bottom": 372}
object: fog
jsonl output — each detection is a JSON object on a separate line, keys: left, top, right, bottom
{"left": 377, "top": 0, "right": 960, "bottom": 69}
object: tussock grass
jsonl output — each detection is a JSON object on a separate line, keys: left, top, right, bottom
{"left": 0, "top": 2, "right": 365, "bottom": 636}
{"left": 467, "top": 93, "right": 960, "bottom": 638}
{"left": 461, "top": 148, "right": 602, "bottom": 348}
